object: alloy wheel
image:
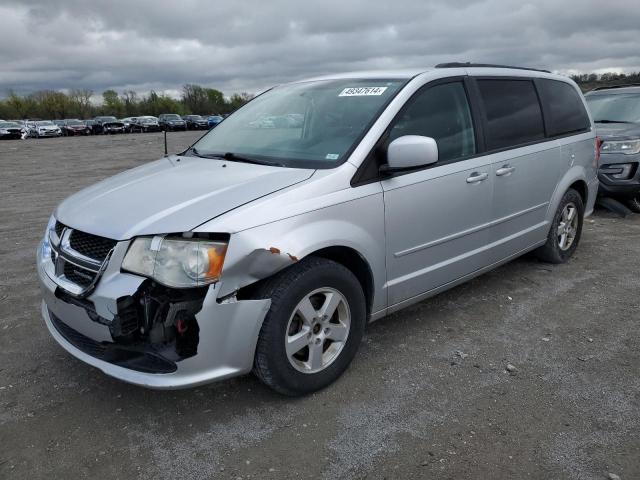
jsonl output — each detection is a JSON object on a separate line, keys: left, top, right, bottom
{"left": 557, "top": 202, "right": 578, "bottom": 251}
{"left": 285, "top": 288, "right": 351, "bottom": 374}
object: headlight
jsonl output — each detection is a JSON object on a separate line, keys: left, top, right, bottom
{"left": 122, "top": 237, "right": 227, "bottom": 288}
{"left": 0, "top": 129, "right": 8, "bottom": 134}
{"left": 600, "top": 139, "right": 640, "bottom": 155}
{"left": 39, "top": 215, "right": 56, "bottom": 267}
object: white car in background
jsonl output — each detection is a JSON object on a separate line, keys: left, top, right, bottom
{"left": 28, "top": 120, "right": 62, "bottom": 138}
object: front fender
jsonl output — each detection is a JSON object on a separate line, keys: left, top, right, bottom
{"left": 213, "top": 192, "right": 387, "bottom": 314}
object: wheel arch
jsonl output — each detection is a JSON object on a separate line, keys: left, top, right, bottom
{"left": 308, "top": 245, "right": 375, "bottom": 319}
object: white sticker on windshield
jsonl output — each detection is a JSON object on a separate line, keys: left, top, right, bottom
{"left": 339, "top": 86, "right": 388, "bottom": 97}
{"left": 325, "top": 153, "right": 340, "bottom": 160}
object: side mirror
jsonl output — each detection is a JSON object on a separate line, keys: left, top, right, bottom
{"left": 382, "top": 135, "right": 439, "bottom": 173}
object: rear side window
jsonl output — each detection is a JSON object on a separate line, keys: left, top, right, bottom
{"left": 388, "top": 82, "right": 476, "bottom": 162}
{"left": 537, "top": 79, "right": 590, "bottom": 136}
{"left": 477, "top": 79, "right": 545, "bottom": 150}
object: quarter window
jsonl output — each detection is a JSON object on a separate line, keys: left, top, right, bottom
{"left": 389, "top": 82, "right": 476, "bottom": 162}
{"left": 537, "top": 79, "right": 591, "bottom": 136}
{"left": 478, "top": 79, "right": 545, "bottom": 150}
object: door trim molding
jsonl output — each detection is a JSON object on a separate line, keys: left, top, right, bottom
{"left": 394, "top": 201, "right": 549, "bottom": 258}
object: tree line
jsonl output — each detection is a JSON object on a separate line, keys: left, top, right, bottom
{"left": 2, "top": 71, "right": 638, "bottom": 120}
{"left": 571, "top": 71, "right": 640, "bottom": 92}
{"left": 0, "top": 84, "right": 254, "bottom": 120}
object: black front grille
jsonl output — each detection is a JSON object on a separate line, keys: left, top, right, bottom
{"left": 63, "top": 262, "right": 95, "bottom": 287}
{"left": 49, "top": 311, "right": 108, "bottom": 357}
{"left": 54, "top": 221, "right": 65, "bottom": 237}
{"left": 49, "top": 310, "right": 176, "bottom": 374}
{"left": 68, "top": 230, "right": 116, "bottom": 262}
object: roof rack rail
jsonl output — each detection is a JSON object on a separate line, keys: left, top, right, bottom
{"left": 590, "top": 83, "right": 640, "bottom": 91}
{"left": 435, "top": 62, "right": 551, "bottom": 74}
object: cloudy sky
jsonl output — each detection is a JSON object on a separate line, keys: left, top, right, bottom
{"left": 0, "top": 0, "right": 639, "bottom": 98}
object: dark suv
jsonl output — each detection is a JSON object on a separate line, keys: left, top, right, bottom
{"left": 585, "top": 85, "right": 640, "bottom": 211}
{"left": 158, "top": 114, "right": 187, "bottom": 131}
{"left": 183, "top": 115, "right": 209, "bottom": 130}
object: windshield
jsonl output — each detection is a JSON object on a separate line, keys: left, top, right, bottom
{"left": 191, "top": 79, "right": 406, "bottom": 168}
{"left": 66, "top": 120, "right": 83, "bottom": 125}
{"left": 586, "top": 93, "right": 640, "bottom": 123}
{"left": 97, "top": 116, "right": 116, "bottom": 122}
{"left": 187, "top": 115, "right": 202, "bottom": 120}
{"left": 0, "top": 122, "right": 20, "bottom": 128}
{"left": 141, "top": 118, "right": 156, "bottom": 124}
{"left": 165, "top": 114, "right": 181, "bottom": 120}
{"left": 36, "top": 121, "right": 54, "bottom": 126}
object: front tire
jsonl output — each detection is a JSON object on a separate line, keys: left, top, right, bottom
{"left": 535, "top": 188, "right": 584, "bottom": 264}
{"left": 253, "top": 257, "right": 366, "bottom": 396}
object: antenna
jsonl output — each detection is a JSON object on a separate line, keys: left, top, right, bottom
{"left": 163, "top": 130, "right": 168, "bottom": 157}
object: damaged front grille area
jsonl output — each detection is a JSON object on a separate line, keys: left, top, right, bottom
{"left": 49, "top": 310, "right": 177, "bottom": 374}
{"left": 54, "top": 280, "right": 208, "bottom": 370}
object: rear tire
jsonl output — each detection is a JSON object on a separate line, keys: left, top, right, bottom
{"left": 627, "top": 195, "right": 640, "bottom": 213}
{"left": 535, "top": 188, "right": 584, "bottom": 264}
{"left": 252, "top": 257, "right": 366, "bottom": 396}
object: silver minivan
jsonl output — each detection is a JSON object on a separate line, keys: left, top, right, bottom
{"left": 37, "top": 65, "right": 599, "bottom": 395}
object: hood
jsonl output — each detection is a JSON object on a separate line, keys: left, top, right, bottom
{"left": 595, "top": 122, "right": 640, "bottom": 140}
{"left": 55, "top": 155, "right": 315, "bottom": 240}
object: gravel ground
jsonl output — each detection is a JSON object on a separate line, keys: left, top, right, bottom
{"left": 0, "top": 132, "right": 639, "bottom": 480}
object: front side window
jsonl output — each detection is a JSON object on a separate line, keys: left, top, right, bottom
{"left": 585, "top": 92, "right": 640, "bottom": 124}
{"left": 478, "top": 79, "right": 545, "bottom": 150}
{"left": 191, "top": 79, "right": 406, "bottom": 168}
{"left": 388, "top": 82, "right": 476, "bottom": 162}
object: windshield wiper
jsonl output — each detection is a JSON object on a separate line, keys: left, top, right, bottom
{"left": 594, "top": 119, "right": 634, "bottom": 124}
{"left": 188, "top": 148, "right": 283, "bottom": 166}
{"left": 221, "top": 152, "right": 282, "bottom": 166}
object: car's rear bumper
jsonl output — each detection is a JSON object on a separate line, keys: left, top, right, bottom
{"left": 37, "top": 241, "right": 270, "bottom": 389}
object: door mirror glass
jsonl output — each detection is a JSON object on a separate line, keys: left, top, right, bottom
{"left": 386, "top": 135, "right": 439, "bottom": 171}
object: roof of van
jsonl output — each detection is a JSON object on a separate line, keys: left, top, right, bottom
{"left": 295, "top": 66, "right": 567, "bottom": 84}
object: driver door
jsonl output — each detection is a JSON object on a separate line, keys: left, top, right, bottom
{"left": 382, "top": 80, "right": 495, "bottom": 306}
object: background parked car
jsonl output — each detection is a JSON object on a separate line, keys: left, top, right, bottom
{"left": 158, "top": 113, "right": 187, "bottom": 131}
{"left": 53, "top": 120, "right": 66, "bottom": 129}
{"left": 8, "top": 120, "right": 29, "bottom": 138}
{"left": 0, "top": 121, "right": 24, "bottom": 140}
{"left": 207, "top": 115, "right": 223, "bottom": 129}
{"left": 584, "top": 85, "right": 640, "bottom": 212}
{"left": 29, "top": 120, "right": 61, "bottom": 138}
{"left": 183, "top": 114, "right": 209, "bottom": 130}
{"left": 85, "top": 119, "right": 98, "bottom": 134}
{"left": 130, "top": 116, "right": 161, "bottom": 133}
{"left": 60, "top": 119, "right": 91, "bottom": 136}
{"left": 120, "top": 117, "right": 138, "bottom": 133}
{"left": 93, "top": 116, "right": 125, "bottom": 134}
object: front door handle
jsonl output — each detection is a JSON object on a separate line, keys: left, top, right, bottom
{"left": 496, "top": 165, "right": 516, "bottom": 176}
{"left": 466, "top": 172, "right": 489, "bottom": 184}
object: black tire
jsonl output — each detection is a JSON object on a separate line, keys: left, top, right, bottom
{"left": 252, "top": 257, "right": 366, "bottom": 396}
{"left": 535, "top": 188, "right": 584, "bottom": 264}
{"left": 626, "top": 195, "right": 640, "bottom": 213}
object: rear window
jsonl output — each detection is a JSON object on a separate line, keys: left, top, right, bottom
{"left": 537, "top": 79, "right": 590, "bottom": 136}
{"left": 478, "top": 79, "right": 545, "bottom": 150}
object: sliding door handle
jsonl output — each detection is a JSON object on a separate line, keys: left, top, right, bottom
{"left": 496, "top": 165, "right": 516, "bottom": 176}
{"left": 466, "top": 172, "right": 489, "bottom": 184}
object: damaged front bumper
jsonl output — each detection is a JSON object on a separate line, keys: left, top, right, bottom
{"left": 37, "top": 239, "right": 271, "bottom": 389}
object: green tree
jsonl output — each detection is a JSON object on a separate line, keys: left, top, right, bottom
{"left": 102, "top": 89, "right": 124, "bottom": 116}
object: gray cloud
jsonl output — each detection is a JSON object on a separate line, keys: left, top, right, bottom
{"left": 0, "top": 0, "right": 639, "bottom": 97}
